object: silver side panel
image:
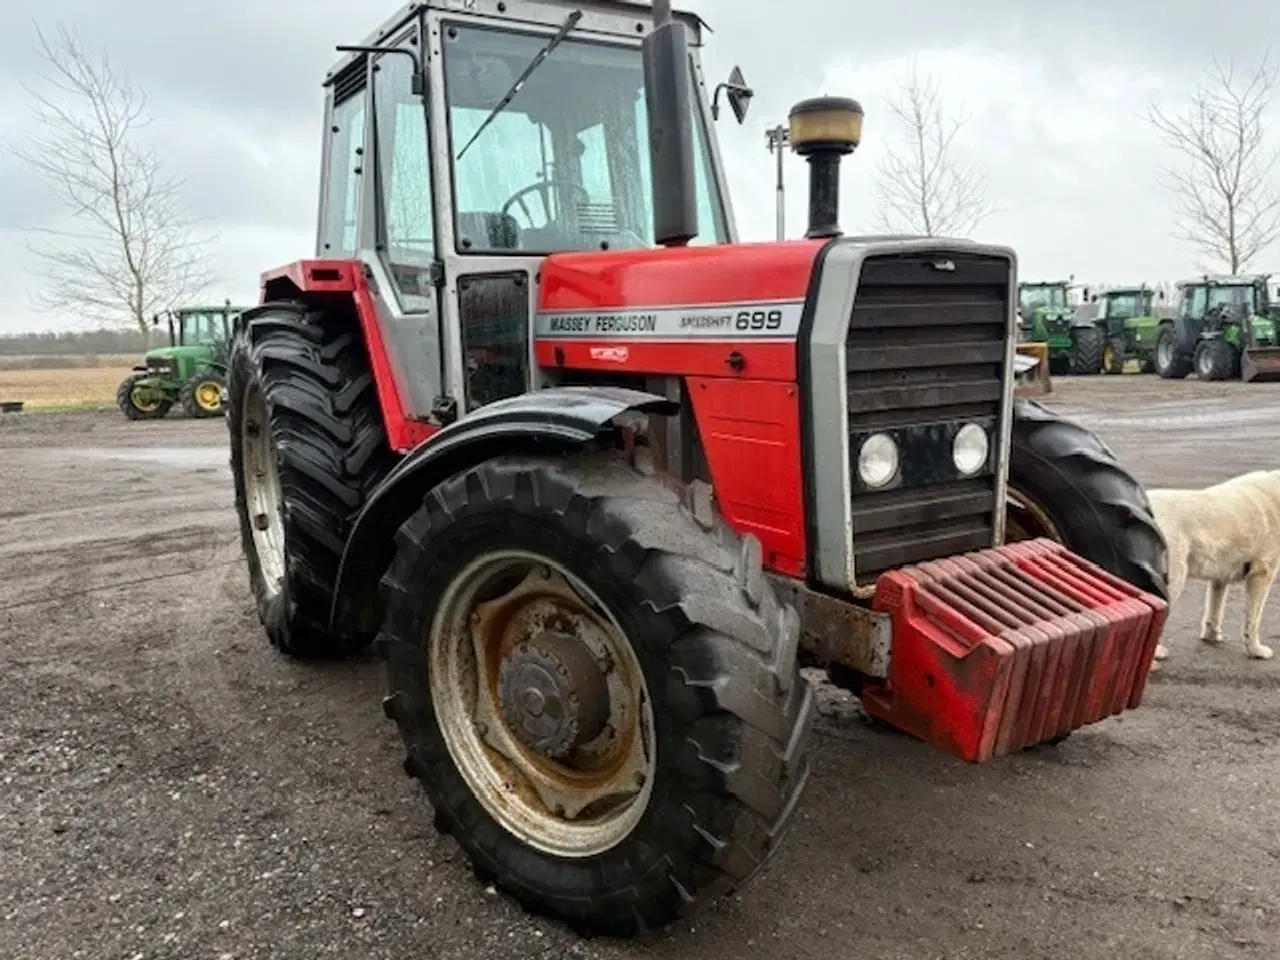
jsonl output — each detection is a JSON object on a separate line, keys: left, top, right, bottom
{"left": 345, "top": 29, "right": 445, "bottom": 419}
{"left": 806, "top": 238, "right": 1019, "bottom": 594}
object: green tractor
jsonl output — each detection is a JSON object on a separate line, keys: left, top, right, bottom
{"left": 1092, "top": 285, "right": 1171, "bottom": 375}
{"left": 1154, "top": 275, "right": 1280, "bottom": 382}
{"left": 1016, "top": 279, "right": 1103, "bottom": 375}
{"left": 116, "top": 302, "right": 248, "bottom": 420}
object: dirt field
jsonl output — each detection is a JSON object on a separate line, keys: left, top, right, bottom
{"left": 0, "top": 364, "right": 134, "bottom": 411}
{"left": 4, "top": 376, "right": 1280, "bottom": 960}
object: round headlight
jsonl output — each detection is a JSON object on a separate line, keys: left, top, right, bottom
{"left": 953, "top": 423, "right": 989, "bottom": 476}
{"left": 858, "top": 433, "right": 899, "bottom": 488}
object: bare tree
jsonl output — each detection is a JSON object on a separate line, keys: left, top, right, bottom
{"left": 874, "top": 56, "right": 995, "bottom": 237}
{"left": 1148, "top": 53, "right": 1280, "bottom": 274}
{"left": 5, "top": 24, "right": 214, "bottom": 333}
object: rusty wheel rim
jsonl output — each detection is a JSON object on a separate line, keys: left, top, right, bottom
{"left": 428, "top": 551, "right": 655, "bottom": 858}
{"left": 1005, "top": 486, "right": 1065, "bottom": 544}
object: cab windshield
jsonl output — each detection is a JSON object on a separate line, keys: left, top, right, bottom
{"left": 179, "top": 311, "right": 226, "bottom": 346}
{"left": 1206, "top": 285, "right": 1256, "bottom": 313}
{"left": 1106, "top": 292, "right": 1147, "bottom": 319}
{"left": 442, "top": 23, "right": 727, "bottom": 254}
{"left": 1020, "top": 285, "right": 1067, "bottom": 313}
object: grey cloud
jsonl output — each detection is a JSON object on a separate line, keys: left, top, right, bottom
{"left": 1, "top": 0, "right": 1277, "bottom": 332}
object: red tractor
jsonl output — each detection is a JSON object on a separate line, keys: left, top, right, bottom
{"left": 226, "top": 0, "right": 1169, "bottom": 938}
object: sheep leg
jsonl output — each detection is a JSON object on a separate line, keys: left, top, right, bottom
{"left": 1199, "top": 581, "right": 1228, "bottom": 646}
{"left": 1242, "top": 565, "right": 1276, "bottom": 660}
{"left": 1154, "top": 551, "right": 1189, "bottom": 663}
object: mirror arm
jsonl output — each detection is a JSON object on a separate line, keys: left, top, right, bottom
{"left": 711, "top": 80, "right": 752, "bottom": 121}
{"left": 335, "top": 44, "right": 425, "bottom": 96}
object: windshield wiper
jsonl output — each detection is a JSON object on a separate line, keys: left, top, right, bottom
{"left": 455, "top": 9, "right": 583, "bottom": 160}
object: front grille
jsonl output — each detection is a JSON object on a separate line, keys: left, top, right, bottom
{"left": 846, "top": 252, "right": 1010, "bottom": 582}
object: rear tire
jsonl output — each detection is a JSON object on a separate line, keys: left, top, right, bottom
{"left": 1068, "top": 325, "right": 1105, "bottom": 375}
{"left": 1194, "top": 338, "right": 1236, "bottom": 381}
{"left": 180, "top": 371, "right": 226, "bottom": 418}
{"left": 1155, "top": 326, "right": 1192, "bottom": 379}
{"left": 1006, "top": 399, "right": 1167, "bottom": 601}
{"left": 116, "top": 374, "right": 171, "bottom": 420}
{"left": 379, "top": 456, "right": 814, "bottom": 937}
{"left": 226, "top": 302, "right": 397, "bottom": 658}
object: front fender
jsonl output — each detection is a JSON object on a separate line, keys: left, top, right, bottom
{"left": 328, "top": 386, "right": 678, "bottom": 637}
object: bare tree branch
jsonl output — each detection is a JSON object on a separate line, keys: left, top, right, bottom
{"left": 874, "top": 56, "right": 996, "bottom": 237}
{"left": 1147, "top": 52, "right": 1280, "bottom": 274}
{"left": 3, "top": 23, "right": 216, "bottom": 332}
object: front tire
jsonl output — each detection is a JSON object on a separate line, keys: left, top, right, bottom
{"left": 226, "top": 303, "right": 397, "bottom": 657}
{"left": 1006, "top": 399, "right": 1167, "bottom": 601}
{"left": 1068, "top": 326, "right": 1105, "bottom": 375}
{"left": 1102, "top": 338, "right": 1126, "bottom": 375}
{"left": 379, "top": 456, "right": 814, "bottom": 937}
{"left": 1194, "top": 338, "right": 1236, "bottom": 381}
{"left": 116, "top": 374, "right": 171, "bottom": 420}
{"left": 180, "top": 371, "right": 226, "bottom": 418}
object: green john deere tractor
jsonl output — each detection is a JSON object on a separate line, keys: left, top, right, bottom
{"left": 116, "top": 302, "right": 248, "bottom": 419}
{"left": 1093, "top": 285, "right": 1172, "bottom": 375}
{"left": 1017, "top": 279, "right": 1103, "bottom": 375}
{"left": 1154, "top": 275, "right": 1280, "bottom": 382}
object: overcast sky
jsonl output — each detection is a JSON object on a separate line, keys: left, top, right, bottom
{"left": 1, "top": 0, "right": 1278, "bottom": 333}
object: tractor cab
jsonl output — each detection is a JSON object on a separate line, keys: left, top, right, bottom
{"left": 1156, "top": 275, "right": 1280, "bottom": 381}
{"left": 1098, "top": 287, "right": 1156, "bottom": 327}
{"left": 313, "top": 0, "right": 746, "bottom": 421}
{"left": 153, "top": 302, "right": 244, "bottom": 356}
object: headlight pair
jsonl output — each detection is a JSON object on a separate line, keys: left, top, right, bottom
{"left": 856, "top": 423, "right": 990, "bottom": 489}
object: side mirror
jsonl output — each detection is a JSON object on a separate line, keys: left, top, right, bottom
{"left": 711, "top": 66, "right": 753, "bottom": 123}
{"left": 1159, "top": 291, "right": 1166, "bottom": 301}
{"left": 1081, "top": 287, "right": 1090, "bottom": 300}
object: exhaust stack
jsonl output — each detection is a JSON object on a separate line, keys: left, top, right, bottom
{"left": 788, "top": 96, "right": 863, "bottom": 239}
{"left": 642, "top": 0, "right": 698, "bottom": 246}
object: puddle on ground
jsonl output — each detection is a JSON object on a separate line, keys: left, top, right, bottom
{"left": 1078, "top": 405, "right": 1280, "bottom": 430}
{"left": 73, "top": 447, "right": 230, "bottom": 470}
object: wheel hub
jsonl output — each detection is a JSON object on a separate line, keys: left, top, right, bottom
{"left": 497, "top": 631, "right": 609, "bottom": 759}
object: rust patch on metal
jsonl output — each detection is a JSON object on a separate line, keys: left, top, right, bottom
{"left": 770, "top": 575, "right": 891, "bottom": 678}
{"left": 1015, "top": 342, "right": 1052, "bottom": 397}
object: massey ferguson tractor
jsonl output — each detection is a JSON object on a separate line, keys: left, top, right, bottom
{"left": 226, "top": 0, "right": 1169, "bottom": 938}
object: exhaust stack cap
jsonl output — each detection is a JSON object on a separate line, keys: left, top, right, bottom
{"left": 788, "top": 96, "right": 863, "bottom": 240}
{"left": 788, "top": 96, "right": 863, "bottom": 155}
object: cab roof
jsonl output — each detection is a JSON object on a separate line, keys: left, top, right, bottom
{"left": 323, "top": 0, "right": 707, "bottom": 87}
{"left": 1176, "top": 273, "right": 1271, "bottom": 288}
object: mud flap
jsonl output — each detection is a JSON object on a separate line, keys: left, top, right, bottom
{"left": 1241, "top": 346, "right": 1280, "bottom": 382}
{"left": 861, "top": 538, "right": 1167, "bottom": 763}
{"left": 1014, "top": 343, "right": 1051, "bottom": 397}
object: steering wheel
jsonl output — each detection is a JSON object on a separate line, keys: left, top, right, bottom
{"left": 501, "top": 180, "right": 591, "bottom": 231}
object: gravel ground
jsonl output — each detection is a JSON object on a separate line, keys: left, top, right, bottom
{"left": 3, "top": 377, "right": 1280, "bottom": 960}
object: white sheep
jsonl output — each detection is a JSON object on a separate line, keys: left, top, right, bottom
{"left": 1146, "top": 470, "right": 1280, "bottom": 663}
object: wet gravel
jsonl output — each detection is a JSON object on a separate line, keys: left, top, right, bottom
{"left": 3, "top": 377, "right": 1280, "bottom": 959}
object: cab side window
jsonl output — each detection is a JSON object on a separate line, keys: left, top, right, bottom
{"left": 374, "top": 42, "right": 437, "bottom": 310}
{"left": 320, "top": 70, "right": 368, "bottom": 257}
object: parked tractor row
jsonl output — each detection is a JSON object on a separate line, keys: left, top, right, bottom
{"left": 1017, "top": 275, "right": 1280, "bottom": 383}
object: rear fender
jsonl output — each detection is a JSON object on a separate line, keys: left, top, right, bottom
{"left": 328, "top": 386, "right": 678, "bottom": 637}
{"left": 256, "top": 259, "right": 435, "bottom": 451}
